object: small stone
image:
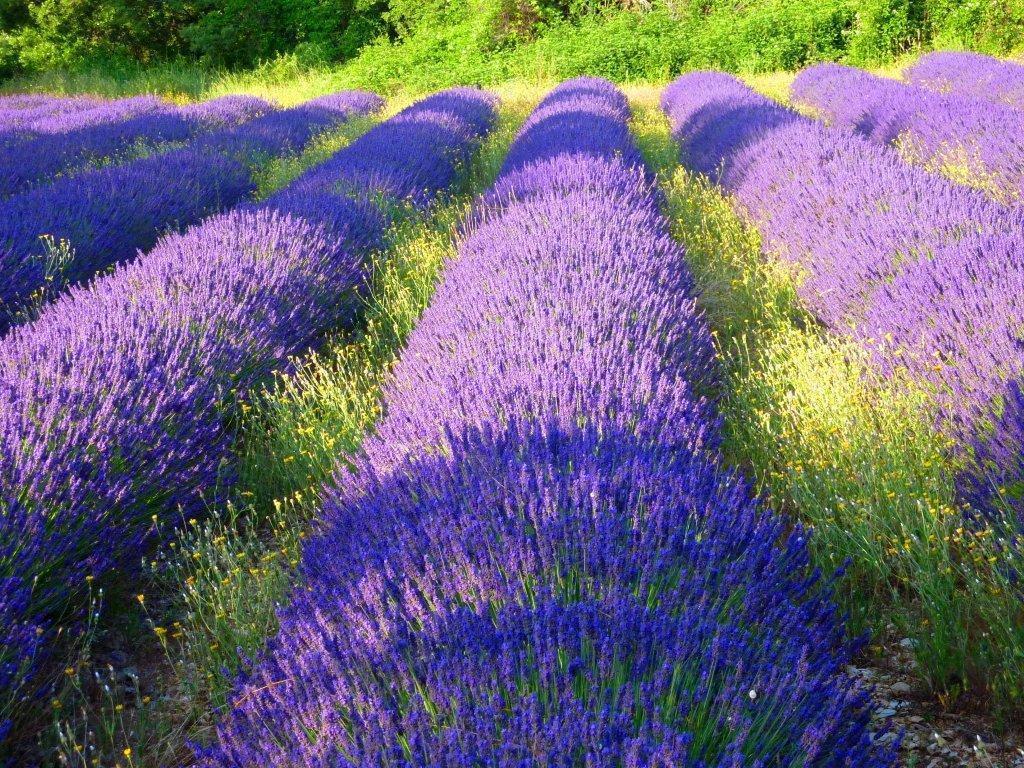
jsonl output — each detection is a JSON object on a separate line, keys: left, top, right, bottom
{"left": 899, "top": 637, "right": 916, "bottom": 649}
{"left": 891, "top": 681, "right": 912, "bottom": 695}
{"left": 909, "top": 716, "right": 924, "bottom": 723}
{"left": 876, "top": 708, "right": 897, "bottom": 718}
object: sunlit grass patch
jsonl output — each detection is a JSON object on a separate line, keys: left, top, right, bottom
{"left": 741, "top": 71, "right": 797, "bottom": 104}
{"left": 252, "top": 112, "right": 382, "bottom": 198}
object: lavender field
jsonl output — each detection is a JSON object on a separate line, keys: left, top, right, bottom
{"left": 1, "top": 52, "right": 1024, "bottom": 767}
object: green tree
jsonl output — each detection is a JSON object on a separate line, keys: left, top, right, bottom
{"left": 4, "top": 0, "right": 191, "bottom": 70}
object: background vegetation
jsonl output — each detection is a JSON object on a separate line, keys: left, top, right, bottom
{"left": 2, "top": 0, "right": 1023, "bottom": 95}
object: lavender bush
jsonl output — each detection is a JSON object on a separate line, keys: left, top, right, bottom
{"left": 662, "top": 72, "right": 1024, "bottom": 524}
{"left": 0, "top": 94, "right": 104, "bottom": 138}
{"left": 200, "top": 78, "right": 891, "bottom": 767}
{"left": 906, "top": 51, "right": 1024, "bottom": 111}
{"left": 0, "top": 95, "right": 274, "bottom": 196}
{"left": 792, "top": 62, "right": 1024, "bottom": 203}
{"left": 0, "top": 94, "right": 154, "bottom": 147}
{"left": 0, "top": 91, "right": 383, "bottom": 332}
{"left": 0, "top": 87, "right": 497, "bottom": 757}
{"left": 960, "top": 378, "right": 1024, "bottom": 524}
{"left": 192, "top": 92, "right": 381, "bottom": 161}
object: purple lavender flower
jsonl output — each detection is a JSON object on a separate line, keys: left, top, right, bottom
{"left": 662, "top": 72, "right": 1024, "bottom": 526}
{"left": 792, "top": 62, "right": 1024, "bottom": 202}
{"left": 0, "top": 94, "right": 275, "bottom": 197}
{"left": 906, "top": 51, "right": 1024, "bottom": 111}
{"left": 961, "top": 379, "right": 1024, "bottom": 525}
{"left": 179, "top": 94, "right": 277, "bottom": 128}
{"left": 0, "top": 94, "right": 269, "bottom": 151}
{"left": 1, "top": 96, "right": 186, "bottom": 194}
{"left": 194, "top": 91, "right": 383, "bottom": 162}
{"left": 0, "top": 91, "right": 382, "bottom": 332}
{"left": 0, "top": 93, "right": 99, "bottom": 113}
{"left": 855, "top": 233, "right": 1024, "bottom": 445}
{"left": 0, "top": 95, "right": 158, "bottom": 147}
{"left": 0, "top": 87, "right": 496, "bottom": 758}
{"left": 200, "top": 78, "right": 891, "bottom": 767}
{"left": 0, "top": 94, "right": 105, "bottom": 140}
{"left": 0, "top": 571, "right": 39, "bottom": 746}
{"left": 288, "top": 88, "right": 496, "bottom": 207}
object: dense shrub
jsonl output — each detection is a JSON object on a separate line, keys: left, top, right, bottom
{"left": 180, "top": 0, "right": 390, "bottom": 67}
{"left": 4, "top": 0, "right": 192, "bottom": 70}
{"left": 926, "top": 0, "right": 1024, "bottom": 54}
{"left": 1, "top": 0, "right": 1022, "bottom": 81}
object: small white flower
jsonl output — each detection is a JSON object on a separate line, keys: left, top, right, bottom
{"left": 748, "top": 689, "right": 757, "bottom": 701}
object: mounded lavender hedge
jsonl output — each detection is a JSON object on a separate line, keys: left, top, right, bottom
{"left": 192, "top": 92, "right": 379, "bottom": 161}
{"left": 905, "top": 51, "right": 1024, "bottom": 111}
{"left": 0, "top": 87, "right": 497, "bottom": 757}
{"left": 662, "top": 72, "right": 1024, "bottom": 525}
{"left": 0, "top": 91, "right": 383, "bottom": 333}
{"left": 0, "top": 94, "right": 104, "bottom": 139}
{"left": 199, "top": 77, "right": 891, "bottom": 768}
{"left": 0, "top": 94, "right": 152, "bottom": 147}
{"left": 0, "top": 94, "right": 273, "bottom": 196}
{"left": 791, "top": 62, "right": 1024, "bottom": 203}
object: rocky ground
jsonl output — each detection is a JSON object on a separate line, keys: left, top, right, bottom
{"left": 859, "top": 632, "right": 1023, "bottom": 767}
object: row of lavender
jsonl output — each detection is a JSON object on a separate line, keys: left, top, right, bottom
{"left": 0, "top": 93, "right": 104, "bottom": 135}
{"left": 788, "top": 60, "right": 1024, "bottom": 520}
{"left": 0, "top": 94, "right": 275, "bottom": 197}
{"left": 0, "top": 88, "right": 497, "bottom": 756}
{"left": 662, "top": 72, "right": 1024, "bottom": 524}
{"left": 906, "top": 51, "right": 1024, "bottom": 111}
{"left": 199, "top": 77, "right": 891, "bottom": 767}
{"left": 791, "top": 62, "right": 1024, "bottom": 203}
{"left": 0, "top": 92, "right": 384, "bottom": 333}
{"left": 0, "top": 93, "right": 145, "bottom": 143}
